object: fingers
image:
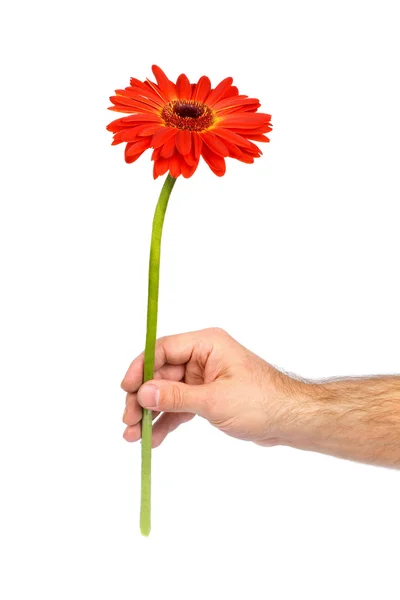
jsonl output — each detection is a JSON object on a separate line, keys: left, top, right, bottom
{"left": 123, "top": 392, "right": 160, "bottom": 426}
{"left": 154, "top": 330, "right": 209, "bottom": 366}
{"left": 121, "top": 354, "right": 185, "bottom": 392}
{"left": 123, "top": 375, "right": 216, "bottom": 442}
{"left": 121, "top": 329, "right": 228, "bottom": 443}
{"left": 152, "top": 413, "right": 195, "bottom": 447}
{"left": 121, "top": 352, "right": 144, "bottom": 393}
{"left": 121, "top": 339, "right": 191, "bottom": 392}
{"left": 123, "top": 413, "right": 194, "bottom": 446}
{"left": 121, "top": 328, "right": 220, "bottom": 392}
{"left": 137, "top": 378, "right": 215, "bottom": 418}
{"left": 155, "top": 363, "right": 185, "bottom": 383}
{"left": 123, "top": 409, "right": 160, "bottom": 441}
{"left": 122, "top": 363, "right": 185, "bottom": 427}
{"left": 123, "top": 393, "right": 142, "bottom": 426}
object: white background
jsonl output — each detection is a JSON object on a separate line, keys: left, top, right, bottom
{"left": 1, "top": 0, "right": 399, "bottom": 598}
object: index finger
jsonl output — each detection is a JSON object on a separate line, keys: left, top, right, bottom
{"left": 121, "top": 329, "right": 207, "bottom": 393}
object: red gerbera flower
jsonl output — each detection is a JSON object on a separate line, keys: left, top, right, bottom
{"left": 107, "top": 65, "right": 272, "bottom": 179}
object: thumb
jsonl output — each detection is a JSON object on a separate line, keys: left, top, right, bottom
{"left": 137, "top": 379, "right": 213, "bottom": 418}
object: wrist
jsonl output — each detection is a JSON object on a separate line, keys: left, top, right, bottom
{"left": 269, "top": 371, "right": 325, "bottom": 450}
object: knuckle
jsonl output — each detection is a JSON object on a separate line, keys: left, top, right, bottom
{"left": 205, "top": 326, "right": 227, "bottom": 337}
{"left": 168, "top": 384, "right": 184, "bottom": 411}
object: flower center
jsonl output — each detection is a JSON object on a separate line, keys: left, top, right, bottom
{"left": 161, "top": 100, "right": 214, "bottom": 132}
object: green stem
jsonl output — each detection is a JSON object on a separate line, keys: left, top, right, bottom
{"left": 140, "top": 174, "right": 176, "bottom": 536}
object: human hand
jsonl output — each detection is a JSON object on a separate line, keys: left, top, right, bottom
{"left": 121, "top": 327, "right": 305, "bottom": 448}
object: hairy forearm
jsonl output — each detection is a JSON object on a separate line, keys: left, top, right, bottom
{"left": 284, "top": 375, "right": 400, "bottom": 468}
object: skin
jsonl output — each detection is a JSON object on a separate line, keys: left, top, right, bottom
{"left": 122, "top": 327, "right": 400, "bottom": 468}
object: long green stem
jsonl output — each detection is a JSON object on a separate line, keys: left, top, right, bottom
{"left": 140, "top": 174, "right": 176, "bottom": 536}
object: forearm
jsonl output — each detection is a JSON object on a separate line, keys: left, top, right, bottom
{"left": 283, "top": 375, "right": 400, "bottom": 468}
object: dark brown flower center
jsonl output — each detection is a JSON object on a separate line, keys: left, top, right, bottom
{"left": 174, "top": 102, "right": 203, "bottom": 118}
{"left": 161, "top": 100, "right": 214, "bottom": 132}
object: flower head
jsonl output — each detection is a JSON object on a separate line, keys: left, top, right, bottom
{"left": 107, "top": 65, "right": 272, "bottom": 179}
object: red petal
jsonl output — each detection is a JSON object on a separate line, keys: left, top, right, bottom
{"left": 214, "top": 97, "right": 260, "bottom": 113}
{"left": 116, "top": 85, "right": 163, "bottom": 107}
{"left": 222, "top": 140, "right": 256, "bottom": 163}
{"left": 183, "top": 135, "right": 201, "bottom": 166}
{"left": 125, "top": 138, "right": 151, "bottom": 156}
{"left": 176, "top": 73, "right": 192, "bottom": 99}
{"left": 130, "top": 78, "right": 150, "bottom": 91}
{"left": 201, "top": 145, "right": 226, "bottom": 176}
{"left": 151, "top": 65, "right": 177, "bottom": 101}
{"left": 138, "top": 123, "right": 163, "bottom": 136}
{"left": 120, "top": 95, "right": 162, "bottom": 112}
{"left": 176, "top": 130, "right": 192, "bottom": 155}
{"left": 231, "top": 152, "right": 255, "bottom": 164}
{"left": 111, "top": 114, "right": 158, "bottom": 126}
{"left": 122, "top": 93, "right": 162, "bottom": 112}
{"left": 181, "top": 157, "right": 199, "bottom": 178}
{"left": 113, "top": 125, "right": 151, "bottom": 143}
{"left": 107, "top": 114, "right": 162, "bottom": 132}
{"left": 151, "top": 147, "right": 162, "bottom": 160}
{"left": 108, "top": 106, "right": 141, "bottom": 114}
{"left": 124, "top": 143, "right": 148, "bottom": 164}
{"left": 168, "top": 152, "right": 183, "bottom": 178}
{"left": 239, "top": 104, "right": 261, "bottom": 113}
{"left": 244, "top": 134, "right": 270, "bottom": 143}
{"left": 193, "top": 133, "right": 202, "bottom": 159}
{"left": 212, "top": 94, "right": 247, "bottom": 109}
{"left": 119, "top": 113, "right": 162, "bottom": 123}
{"left": 160, "top": 134, "right": 177, "bottom": 158}
{"left": 200, "top": 132, "right": 229, "bottom": 157}
{"left": 213, "top": 127, "right": 259, "bottom": 151}
{"left": 183, "top": 150, "right": 197, "bottom": 166}
{"left": 219, "top": 85, "right": 239, "bottom": 101}
{"left": 231, "top": 125, "right": 272, "bottom": 135}
{"left": 153, "top": 157, "right": 169, "bottom": 178}
{"left": 193, "top": 76, "right": 211, "bottom": 103}
{"left": 125, "top": 153, "right": 146, "bottom": 164}
{"left": 145, "top": 77, "right": 169, "bottom": 104}
{"left": 205, "top": 77, "right": 234, "bottom": 106}
{"left": 221, "top": 113, "right": 272, "bottom": 129}
{"left": 106, "top": 117, "right": 134, "bottom": 132}
{"left": 152, "top": 127, "right": 177, "bottom": 148}
{"left": 112, "top": 92, "right": 159, "bottom": 113}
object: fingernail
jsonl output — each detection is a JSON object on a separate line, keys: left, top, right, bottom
{"left": 138, "top": 383, "right": 159, "bottom": 408}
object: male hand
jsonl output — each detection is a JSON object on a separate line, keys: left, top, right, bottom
{"left": 121, "top": 327, "right": 301, "bottom": 448}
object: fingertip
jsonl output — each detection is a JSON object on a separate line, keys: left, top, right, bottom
{"left": 120, "top": 353, "right": 145, "bottom": 392}
{"left": 151, "top": 436, "right": 167, "bottom": 450}
{"left": 151, "top": 430, "right": 166, "bottom": 448}
{"left": 123, "top": 424, "right": 141, "bottom": 442}
{"left": 120, "top": 374, "right": 133, "bottom": 392}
